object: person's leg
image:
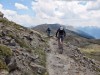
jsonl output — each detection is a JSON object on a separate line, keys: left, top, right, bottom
{"left": 48, "top": 31, "right": 50, "bottom": 37}
{"left": 59, "top": 36, "right": 63, "bottom": 54}
{"left": 58, "top": 39, "right": 60, "bottom": 49}
{"left": 58, "top": 36, "right": 60, "bottom": 49}
{"left": 61, "top": 35, "right": 64, "bottom": 49}
{"left": 47, "top": 31, "right": 50, "bottom": 37}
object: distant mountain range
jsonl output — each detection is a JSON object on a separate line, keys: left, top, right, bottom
{"left": 33, "top": 24, "right": 95, "bottom": 39}
{"left": 78, "top": 27, "right": 100, "bottom": 39}
{"left": 74, "top": 29, "right": 95, "bottom": 39}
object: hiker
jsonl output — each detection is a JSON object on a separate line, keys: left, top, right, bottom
{"left": 56, "top": 26, "right": 66, "bottom": 50}
{"left": 46, "top": 27, "right": 51, "bottom": 37}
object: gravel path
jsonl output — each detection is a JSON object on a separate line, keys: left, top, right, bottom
{"left": 46, "top": 38, "right": 96, "bottom": 75}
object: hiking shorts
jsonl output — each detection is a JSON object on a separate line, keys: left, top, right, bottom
{"left": 58, "top": 35, "right": 64, "bottom": 41}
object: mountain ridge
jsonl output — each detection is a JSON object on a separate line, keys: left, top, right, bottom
{"left": 78, "top": 26, "right": 100, "bottom": 39}
{"left": 0, "top": 12, "right": 100, "bottom": 75}
{"left": 33, "top": 23, "right": 95, "bottom": 39}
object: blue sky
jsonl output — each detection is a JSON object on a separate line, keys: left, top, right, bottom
{"left": 0, "top": 0, "right": 35, "bottom": 16}
{"left": 0, "top": 0, "right": 100, "bottom": 27}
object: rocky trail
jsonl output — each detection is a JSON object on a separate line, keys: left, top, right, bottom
{"left": 46, "top": 38, "right": 97, "bottom": 75}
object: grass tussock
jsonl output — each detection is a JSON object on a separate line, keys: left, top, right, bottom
{"left": 34, "top": 47, "right": 46, "bottom": 67}
{"left": 0, "top": 45, "right": 12, "bottom": 56}
{"left": 0, "top": 60, "right": 8, "bottom": 70}
{"left": 80, "top": 44, "right": 100, "bottom": 61}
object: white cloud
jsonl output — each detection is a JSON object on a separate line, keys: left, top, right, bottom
{"left": 15, "top": 3, "right": 28, "bottom": 10}
{"left": 0, "top": 4, "right": 3, "bottom": 8}
{"left": 54, "top": 11, "right": 64, "bottom": 18}
{"left": 31, "top": 0, "right": 100, "bottom": 27}
{"left": 0, "top": 0, "right": 100, "bottom": 28}
{"left": 87, "top": 0, "right": 100, "bottom": 10}
{"left": 0, "top": 3, "right": 33, "bottom": 27}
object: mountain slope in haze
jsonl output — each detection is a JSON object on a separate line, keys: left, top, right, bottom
{"left": 33, "top": 24, "right": 60, "bottom": 35}
{"left": 33, "top": 24, "right": 100, "bottom": 71}
{"left": 78, "top": 26, "right": 100, "bottom": 39}
{"left": 74, "top": 29, "right": 95, "bottom": 39}
{"left": 33, "top": 24, "right": 97, "bottom": 47}
{"left": 0, "top": 15, "right": 48, "bottom": 75}
{"left": 33, "top": 24, "right": 94, "bottom": 39}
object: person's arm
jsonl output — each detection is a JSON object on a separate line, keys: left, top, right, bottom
{"left": 56, "top": 29, "right": 59, "bottom": 37}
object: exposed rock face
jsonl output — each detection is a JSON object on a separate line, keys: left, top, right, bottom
{"left": 65, "top": 44, "right": 97, "bottom": 71}
{"left": 0, "top": 12, "right": 4, "bottom": 18}
{"left": 0, "top": 16, "right": 48, "bottom": 75}
{"left": 30, "top": 62, "right": 46, "bottom": 74}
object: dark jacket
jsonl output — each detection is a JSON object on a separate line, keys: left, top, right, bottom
{"left": 56, "top": 28, "right": 66, "bottom": 37}
{"left": 46, "top": 28, "right": 51, "bottom": 32}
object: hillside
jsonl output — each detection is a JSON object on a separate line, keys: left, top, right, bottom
{"left": 33, "top": 24, "right": 100, "bottom": 61}
{"left": 33, "top": 24, "right": 97, "bottom": 47}
{"left": 78, "top": 26, "right": 100, "bottom": 39}
{"left": 0, "top": 12, "right": 100, "bottom": 75}
{"left": 33, "top": 24, "right": 94, "bottom": 39}
{"left": 33, "top": 23, "right": 100, "bottom": 75}
{"left": 46, "top": 38, "right": 100, "bottom": 75}
{"left": 0, "top": 17, "right": 48, "bottom": 75}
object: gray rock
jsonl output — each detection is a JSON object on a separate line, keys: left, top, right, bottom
{"left": 0, "top": 69, "right": 9, "bottom": 75}
{"left": 0, "top": 11, "right": 4, "bottom": 18}
{"left": 9, "top": 39, "right": 16, "bottom": 46}
{"left": 30, "top": 62, "right": 46, "bottom": 74}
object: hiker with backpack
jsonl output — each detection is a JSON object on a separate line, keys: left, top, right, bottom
{"left": 56, "top": 26, "right": 66, "bottom": 53}
{"left": 46, "top": 27, "right": 51, "bottom": 37}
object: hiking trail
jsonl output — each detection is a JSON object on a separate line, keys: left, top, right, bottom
{"left": 46, "top": 38, "right": 96, "bottom": 75}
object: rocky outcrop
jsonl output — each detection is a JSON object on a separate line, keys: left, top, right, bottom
{"left": 64, "top": 43, "right": 100, "bottom": 74}
{"left": 0, "top": 12, "right": 4, "bottom": 18}
{"left": 0, "top": 15, "right": 48, "bottom": 75}
{"left": 30, "top": 62, "right": 46, "bottom": 74}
